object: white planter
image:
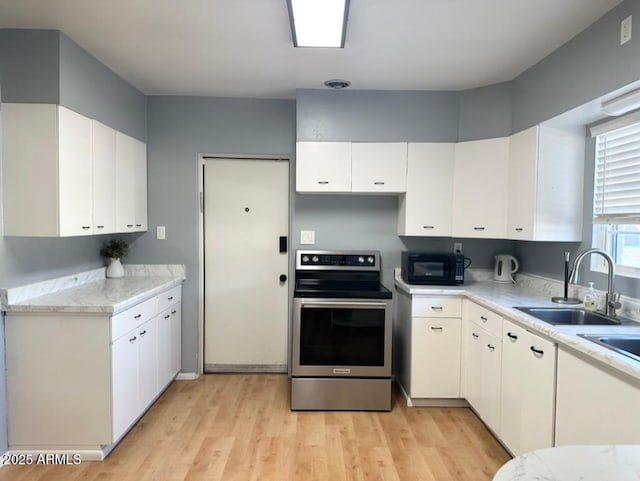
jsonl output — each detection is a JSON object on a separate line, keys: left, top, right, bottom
{"left": 106, "top": 257, "right": 125, "bottom": 278}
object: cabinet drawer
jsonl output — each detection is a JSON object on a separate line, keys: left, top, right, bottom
{"left": 413, "top": 296, "right": 462, "bottom": 318}
{"left": 465, "top": 301, "right": 502, "bottom": 337}
{"left": 112, "top": 296, "right": 158, "bottom": 341}
{"left": 157, "top": 285, "right": 182, "bottom": 312}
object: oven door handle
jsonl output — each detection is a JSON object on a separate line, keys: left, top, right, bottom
{"left": 300, "top": 301, "right": 388, "bottom": 309}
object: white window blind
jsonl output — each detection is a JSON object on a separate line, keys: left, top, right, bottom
{"left": 594, "top": 120, "right": 640, "bottom": 224}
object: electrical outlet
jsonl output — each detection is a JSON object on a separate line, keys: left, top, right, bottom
{"left": 621, "top": 15, "right": 632, "bottom": 45}
{"left": 157, "top": 225, "right": 166, "bottom": 240}
{"left": 454, "top": 242, "right": 462, "bottom": 254}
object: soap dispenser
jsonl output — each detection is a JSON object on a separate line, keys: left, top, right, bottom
{"left": 583, "top": 282, "right": 597, "bottom": 311}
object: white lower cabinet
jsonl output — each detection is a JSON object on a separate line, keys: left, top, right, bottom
{"left": 555, "top": 347, "right": 640, "bottom": 445}
{"left": 5, "top": 283, "right": 182, "bottom": 455}
{"left": 500, "top": 320, "right": 556, "bottom": 455}
{"left": 461, "top": 301, "right": 502, "bottom": 434}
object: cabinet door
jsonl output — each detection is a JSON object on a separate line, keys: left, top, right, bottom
{"left": 501, "top": 320, "right": 556, "bottom": 455}
{"left": 138, "top": 317, "right": 158, "bottom": 409}
{"left": 507, "top": 126, "right": 537, "bottom": 240}
{"left": 461, "top": 318, "right": 483, "bottom": 407}
{"left": 112, "top": 328, "right": 140, "bottom": 440}
{"left": 170, "top": 304, "right": 182, "bottom": 377}
{"left": 351, "top": 142, "right": 407, "bottom": 193}
{"left": 410, "top": 317, "right": 461, "bottom": 398}
{"left": 479, "top": 330, "right": 502, "bottom": 434}
{"left": 115, "top": 132, "right": 137, "bottom": 232}
{"left": 399, "top": 143, "right": 454, "bottom": 236}
{"left": 452, "top": 137, "right": 509, "bottom": 238}
{"left": 157, "top": 308, "right": 173, "bottom": 389}
{"left": 518, "top": 328, "right": 556, "bottom": 454}
{"left": 132, "top": 137, "right": 148, "bottom": 231}
{"left": 556, "top": 348, "right": 640, "bottom": 445}
{"left": 92, "top": 120, "right": 117, "bottom": 234}
{"left": 296, "top": 142, "right": 351, "bottom": 192}
{"left": 58, "top": 106, "right": 93, "bottom": 236}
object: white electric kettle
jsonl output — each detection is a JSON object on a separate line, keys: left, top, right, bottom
{"left": 494, "top": 254, "right": 519, "bottom": 283}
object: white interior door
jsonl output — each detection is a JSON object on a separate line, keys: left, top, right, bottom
{"left": 204, "top": 158, "right": 289, "bottom": 371}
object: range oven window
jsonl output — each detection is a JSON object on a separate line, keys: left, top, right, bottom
{"left": 413, "top": 260, "right": 446, "bottom": 279}
{"left": 299, "top": 306, "right": 385, "bottom": 367}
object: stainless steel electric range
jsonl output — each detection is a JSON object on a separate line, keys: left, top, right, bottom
{"left": 291, "top": 250, "right": 392, "bottom": 411}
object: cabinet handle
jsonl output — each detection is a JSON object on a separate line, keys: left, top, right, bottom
{"left": 487, "top": 344, "right": 495, "bottom": 351}
{"left": 96, "top": 225, "right": 105, "bottom": 229}
{"left": 431, "top": 306, "right": 443, "bottom": 311}
{"left": 134, "top": 314, "right": 142, "bottom": 319}
{"left": 168, "top": 296, "right": 174, "bottom": 301}
{"left": 164, "top": 314, "right": 170, "bottom": 319}
{"left": 129, "top": 336, "right": 137, "bottom": 343}
{"left": 82, "top": 226, "right": 91, "bottom": 230}
{"left": 473, "top": 226, "right": 485, "bottom": 231}
{"left": 480, "top": 315, "right": 488, "bottom": 322}
{"left": 127, "top": 224, "right": 134, "bottom": 228}
{"left": 140, "top": 330, "right": 147, "bottom": 336}
{"left": 515, "top": 228, "right": 524, "bottom": 232}
{"left": 171, "top": 310, "right": 177, "bottom": 315}
{"left": 431, "top": 326, "right": 443, "bottom": 331}
{"left": 507, "top": 332, "right": 518, "bottom": 341}
{"left": 373, "top": 181, "right": 385, "bottom": 185}
{"left": 136, "top": 224, "right": 142, "bottom": 227}
{"left": 530, "top": 346, "right": 544, "bottom": 356}
{"left": 472, "top": 332, "right": 479, "bottom": 339}
{"left": 423, "top": 225, "right": 435, "bottom": 229}
{"left": 318, "top": 181, "right": 329, "bottom": 185}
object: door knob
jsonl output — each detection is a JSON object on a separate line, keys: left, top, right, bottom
{"left": 279, "top": 274, "right": 287, "bottom": 282}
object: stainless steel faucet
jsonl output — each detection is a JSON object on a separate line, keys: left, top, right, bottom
{"left": 569, "top": 248, "right": 622, "bottom": 317}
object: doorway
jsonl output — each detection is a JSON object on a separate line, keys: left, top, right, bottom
{"left": 203, "top": 157, "right": 290, "bottom": 372}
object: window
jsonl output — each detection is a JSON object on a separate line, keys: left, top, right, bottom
{"left": 592, "top": 116, "right": 640, "bottom": 276}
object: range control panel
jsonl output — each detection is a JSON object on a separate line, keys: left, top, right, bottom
{"left": 296, "top": 250, "right": 380, "bottom": 271}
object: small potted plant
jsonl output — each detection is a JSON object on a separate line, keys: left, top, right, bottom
{"left": 101, "top": 239, "right": 129, "bottom": 278}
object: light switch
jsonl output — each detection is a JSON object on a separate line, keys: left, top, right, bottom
{"left": 157, "top": 225, "right": 166, "bottom": 240}
{"left": 300, "top": 230, "right": 315, "bottom": 245}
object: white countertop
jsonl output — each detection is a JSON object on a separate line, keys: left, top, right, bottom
{"left": 1, "top": 264, "right": 186, "bottom": 315}
{"left": 492, "top": 445, "right": 640, "bottom": 480}
{"left": 394, "top": 273, "right": 640, "bottom": 384}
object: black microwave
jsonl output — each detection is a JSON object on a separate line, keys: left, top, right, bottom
{"left": 401, "top": 252, "right": 465, "bottom": 285}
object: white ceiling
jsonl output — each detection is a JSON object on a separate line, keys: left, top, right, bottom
{"left": 0, "top": 0, "right": 625, "bottom": 99}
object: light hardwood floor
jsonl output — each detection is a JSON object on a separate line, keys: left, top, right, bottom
{"left": 0, "top": 374, "right": 510, "bottom": 481}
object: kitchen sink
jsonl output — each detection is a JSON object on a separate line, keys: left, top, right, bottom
{"left": 514, "top": 307, "right": 621, "bottom": 326}
{"left": 580, "top": 334, "right": 640, "bottom": 363}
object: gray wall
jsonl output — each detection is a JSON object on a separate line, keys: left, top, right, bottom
{"left": 511, "top": 0, "right": 640, "bottom": 299}
{"left": 136, "top": 96, "right": 296, "bottom": 373}
{"left": 0, "top": 29, "right": 147, "bottom": 454}
{"left": 0, "top": 29, "right": 60, "bottom": 103}
{"left": 458, "top": 82, "right": 513, "bottom": 141}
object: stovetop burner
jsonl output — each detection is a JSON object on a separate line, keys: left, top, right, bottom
{"left": 293, "top": 250, "right": 392, "bottom": 300}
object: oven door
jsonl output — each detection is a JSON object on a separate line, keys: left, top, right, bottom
{"left": 291, "top": 298, "right": 392, "bottom": 377}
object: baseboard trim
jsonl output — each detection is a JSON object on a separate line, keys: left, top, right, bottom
{"left": 395, "top": 380, "right": 469, "bottom": 407}
{"left": 175, "top": 372, "right": 200, "bottom": 380}
{"left": 204, "top": 364, "right": 287, "bottom": 373}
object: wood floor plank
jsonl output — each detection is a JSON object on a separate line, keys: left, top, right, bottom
{"left": 0, "top": 374, "right": 510, "bottom": 481}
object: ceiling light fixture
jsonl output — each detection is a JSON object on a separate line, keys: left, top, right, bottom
{"left": 324, "top": 79, "right": 350, "bottom": 89}
{"left": 287, "top": 0, "right": 350, "bottom": 48}
{"left": 602, "top": 87, "right": 640, "bottom": 116}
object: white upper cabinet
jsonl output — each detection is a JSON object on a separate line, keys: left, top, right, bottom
{"left": 1, "top": 103, "right": 148, "bottom": 237}
{"left": 508, "top": 125, "right": 584, "bottom": 241}
{"left": 296, "top": 142, "right": 352, "bottom": 192}
{"left": 351, "top": 142, "right": 407, "bottom": 193}
{"left": 116, "top": 132, "right": 148, "bottom": 232}
{"left": 452, "top": 137, "right": 510, "bottom": 238}
{"left": 92, "top": 120, "right": 117, "bottom": 234}
{"left": 2, "top": 104, "right": 93, "bottom": 237}
{"left": 398, "top": 142, "right": 454, "bottom": 236}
